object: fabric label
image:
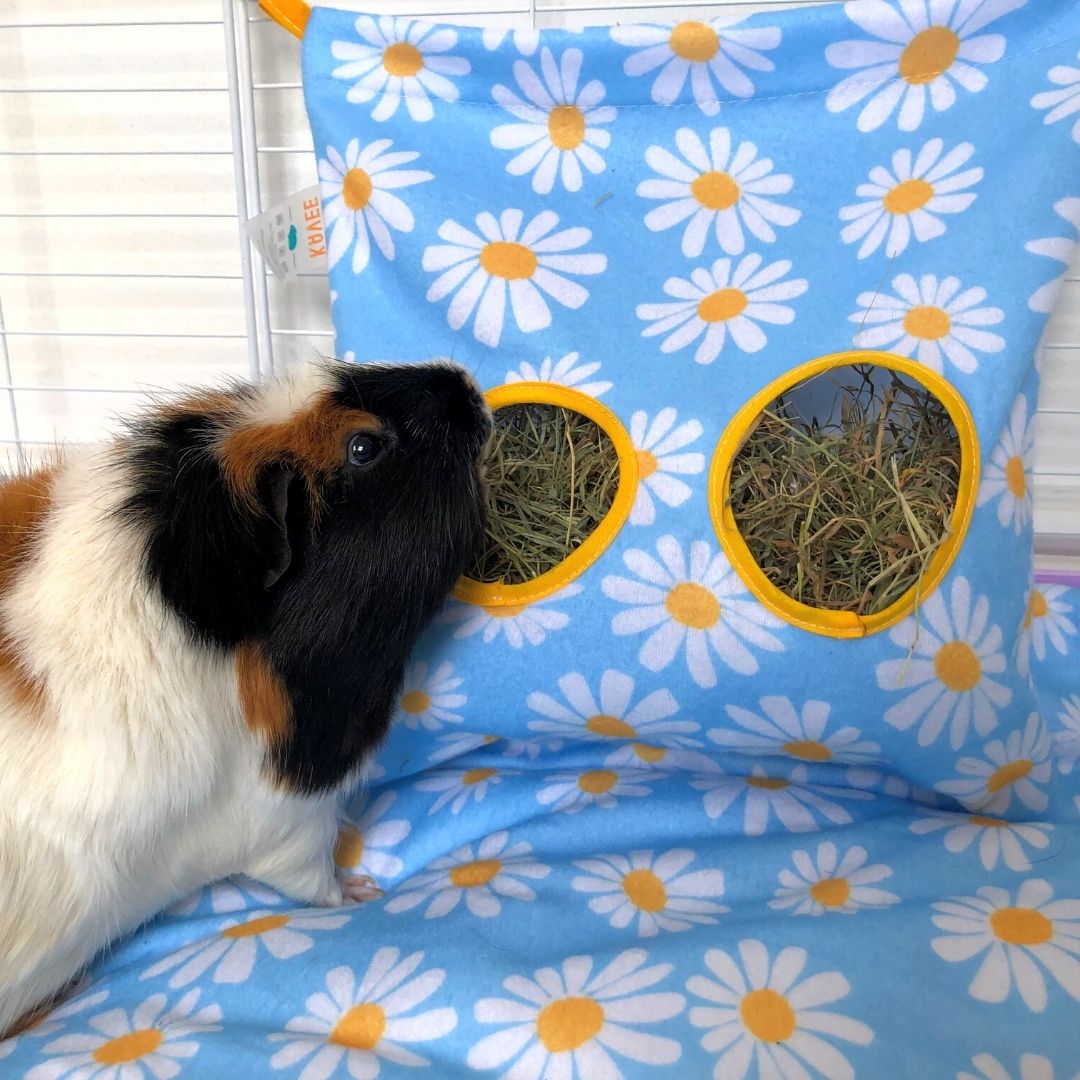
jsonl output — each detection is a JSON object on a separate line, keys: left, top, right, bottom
{"left": 245, "top": 186, "right": 327, "bottom": 282}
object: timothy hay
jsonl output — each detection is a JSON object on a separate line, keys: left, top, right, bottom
{"left": 728, "top": 365, "right": 961, "bottom": 616}
{"left": 467, "top": 403, "right": 620, "bottom": 586}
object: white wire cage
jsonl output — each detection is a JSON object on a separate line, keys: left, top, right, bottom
{"left": 2, "top": 0, "right": 1079, "bottom": 570}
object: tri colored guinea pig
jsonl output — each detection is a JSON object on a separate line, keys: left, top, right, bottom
{"left": 0, "top": 359, "right": 490, "bottom": 1036}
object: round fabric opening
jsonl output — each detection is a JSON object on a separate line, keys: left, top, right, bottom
{"left": 710, "top": 351, "right": 978, "bottom": 639}
{"left": 454, "top": 383, "right": 638, "bottom": 608}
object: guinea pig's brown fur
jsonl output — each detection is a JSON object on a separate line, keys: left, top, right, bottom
{"left": 0, "top": 358, "right": 490, "bottom": 1036}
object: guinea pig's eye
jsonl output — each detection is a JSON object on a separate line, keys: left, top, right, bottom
{"left": 347, "top": 432, "right": 383, "bottom": 467}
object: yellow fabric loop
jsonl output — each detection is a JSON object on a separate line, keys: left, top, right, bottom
{"left": 708, "top": 350, "right": 979, "bottom": 639}
{"left": 453, "top": 382, "right": 639, "bottom": 609}
{"left": 260, "top": 0, "right": 311, "bottom": 38}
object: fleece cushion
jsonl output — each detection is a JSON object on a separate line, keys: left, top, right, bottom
{"left": 280, "top": 0, "right": 1080, "bottom": 811}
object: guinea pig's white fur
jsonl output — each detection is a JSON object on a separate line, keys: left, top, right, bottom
{"left": 0, "top": 358, "right": 489, "bottom": 1034}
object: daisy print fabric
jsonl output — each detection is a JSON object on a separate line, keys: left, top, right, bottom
{"left": 7, "top": 1, "right": 1080, "bottom": 1075}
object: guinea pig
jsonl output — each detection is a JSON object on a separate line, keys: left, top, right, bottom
{"left": 0, "top": 357, "right": 490, "bottom": 1036}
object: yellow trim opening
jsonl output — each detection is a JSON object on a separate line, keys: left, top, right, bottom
{"left": 260, "top": 0, "right": 311, "bottom": 38}
{"left": 708, "top": 350, "right": 979, "bottom": 639}
{"left": 454, "top": 382, "right": 638, "bottom": 609}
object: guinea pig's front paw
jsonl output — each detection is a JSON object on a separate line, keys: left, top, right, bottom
{"left": 317, "top": 872, "right": 384, "bottom": 907}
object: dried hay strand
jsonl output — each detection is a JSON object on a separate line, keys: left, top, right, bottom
{"left": 728, "top": 365, "right": 961, "bottom": 616}
{"left": 467, "top": 403, "right": 621, "bottom": 585}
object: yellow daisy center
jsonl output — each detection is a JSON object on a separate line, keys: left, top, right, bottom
{"left": 537, "top": 996, "right": 605, "bottom": 1053}
{"left": 899, "top": 26, "right": 961, "bottom": 85}
{"left": 636, "top": 448, "right": 660, "bottom": 479}
{"left": 746, "top": 775, "right": 789, "bottom": 790}
{"left": 342, "top": 168, "right": 373, "bottom": 211}
{"left": 463, "top": 767, "right": 496, "bottom": 786}
{"left": 990, "top": 906, "right": 1053, "bottom": 946}
{"left": 665, "top": 581, "right": 721, "bottom": 630}
{"left": 480, "top": 241, "right": 538, "bottom": 281}
{"left": 904, "top": 305, "right": 951, "bottom": 341}
{"left": 697, "top": 287, "right": 748, "bottom": 323}
{"left": 450, "top": 858, "right": 502, "bottom": 888}
{"left": 883, "top": 178, "right": 935, "bottom": 215}
{"left": 482, "top": 734, "right": 500, "bottom": 745}
{"left": 383, "top": 42, "right": 424, "bottom": 77}
{"left": 333, "top": 825, "right": 364, "bottom": 869}
{"left": 987, "top": 759, "right": 1033, "bottom": 794}
{"left": 633, "top": 742, "right": 668, "bottom": 764}
{"left": 669, "top": 20, "right": 720, "bottom": 63}
{"left": 400, "top": 689, "right": 431, "bottom": 715}
{"left": 782, "top": 739, "right": 832, "bottom": 762}
{"left": 490, "top": 602, "right": 529, "bottom": 619}
{"left": 223, "top": 914, "right": 290, "bottom": 939}
{"left": 740, "top": 989, "right": 796, "bottom": 1042}
{"left": 1024, "top": 590, "right": 1048, "bottom": 629}
{"left": 94, "top": 1030, "right": 163, "bottom": 1066}
{"left": 809, "top": 877, "right": 851, "bottom": 908}
{"left": 691, "top": 170, "right": 741, "bottom": 211}
{"left": 1005, "top": 456, "right": 1028, "bottom": 499}
{"left": 935, "top": 640, "right": 982, "bottom": 692}
{"left": 970, "top": 814, "right": 1007, "bottom": 827}
{"left": 622, "top": 868, "right": 667, "bottom": 912}
{"left": 548, "top": 105, "right": 586, "bottom": 151}
{"left": 586, "top": 713, "right": 636, "bottom": 738}
{"left": 578, "top": 769, "right": 618, "bottom": 794}
{"left": 331, "top": 1003, "right": 386, "bottom": 1050}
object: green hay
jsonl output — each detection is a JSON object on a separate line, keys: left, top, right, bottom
{"left": 727, "top": 365, "right": 961, "bottom": 616}
{"left": 467, "top": 403, "right": 620, "bottom": 585}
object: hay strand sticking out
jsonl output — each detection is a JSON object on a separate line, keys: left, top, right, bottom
{"left": 727, "top": 365, "right": 961, "bottom": 616}
{"left": 467, "top": 403, "right": 621, "bottom": 585}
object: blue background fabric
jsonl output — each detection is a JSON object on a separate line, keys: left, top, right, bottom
{"left": 5, "top": 2, "right": 1080, "bottom": 1077}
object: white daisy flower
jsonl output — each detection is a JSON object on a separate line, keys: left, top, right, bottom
{"left": 413, "top": 765, "right": 509, "bottom": 815}
{"left": 385, "top": 831, "right": 549, "bottom": 919}
{"left": 331, "top": 16, "right": 469, "bottom": 123}
{"left": 168, "top": 873, "right": 285, "bottom": 918}
{"left": 141, "top": 909, "right": 350, "bottom": 990}
{"left": 482, "top": 26, "right": 539, "bottom": 56}
{"left": 875, "top": 576, "right": 1013, "bottom": 749}
{"left": 26, "top": 990, "right": 222, "bottom": 1080}
{"left": 960, "top": 1052, "right": 1055, "bottom": 1080}
{"left": 708, "top": 695, "right": 881, "bottom": 765}
{"left": 629, "top": 408, "right": 705, "bottom": 526}
{"left": 318, "top": 138, "right": 431, "bottom": 275}
{"left": 397, "top": 660, "right": 465, "bottom": 731}
{"left": 602, "top": 535, "right": 785, "bottom": 687}
{"left": 442, "top": 584, "right": 583, "bottom": 649}
{"left": 505, "top": 351, "right": 612, "bottom": 397}
{"left": 978, "top": 393, "right": 1035, "bottom": 535}
{"left": 491, "top": 47, "right": 615, "bottom": 194}
{"left": 1032, "top": 49, "right": 1080, "bottom": 144}
{"left": 1054, "top": 694, "right": 1080, "bottom": 775}
{"left": 1026, "top": 197, "right": 1080, "bottom": 313}
{"left": 269, "top": 953, "right": 456, "bottom": 1077}
{"left": 840, "top": 138, "right": 981, "bottom": 258}
{"left": 335, "top": 790, "right": 412, "bottom": 882}
{"left": 825, "top": 0, "right": 1025, "bottom": 132}
{"left": 427, "top": 731, "right": 502, "bottom": 765}
{"left": 572, "top": 849, "right": 727, "bottom": 937}
{"left": 0, "top": 982, "right": 109, "bottom": 1063}
{"left": 638, "top": 254, "right": 807, "bottom": 365}
{"left": 936, "top": 713, "right": 1052, "bottom": 815}
{"left": 638, "top": 126, "right": 800, "bottom": 257}
{"left": 910, "top": 811, "right": 1053, "bottom": 873}
{"left": 468, "top": 948, "right": 684, "bottom": 1076}
{"left": 686, "top": 939, "right": 874, "bottom": 1078}
{"left": 930, "top": 878, "right": 1080, "bottom": 1013}
{"left": 611, "top": 18, "right": 781, "bottom": 116}
{"left": 526, "top": 668, "right": 701, "bottom": 749}
{"left": 537, "top": 767, "right": 662, "bottom": 814}
{"left": 851, "top": 272, "right": 1004, "bottom": 375}
{"left": 690, "top": 763, "right": 873, "bottom": 834}
{"left": 769, "top": 842, "right": 899, "bottom": 916}
{"left": 1017, "top": 584, "right": 1076, "bottom": 677}
{"left": 423, "top": 209, "right": 605, "bottom": 347}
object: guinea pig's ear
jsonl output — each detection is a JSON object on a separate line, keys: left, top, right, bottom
{"left": 260, "top": 465, "right": 297, "bottom": 590}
